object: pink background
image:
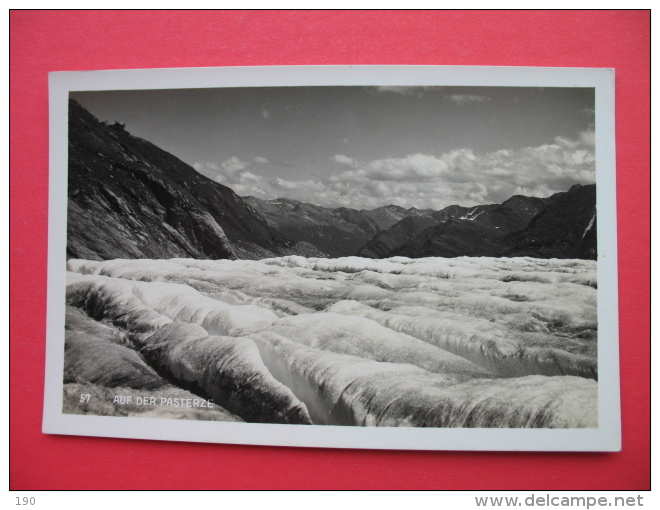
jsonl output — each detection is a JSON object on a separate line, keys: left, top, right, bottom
{"left": 10, "top": 10, "right": 650, "bottom": 490}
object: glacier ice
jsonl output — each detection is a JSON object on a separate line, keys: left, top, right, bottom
{"left": 327, "top": 300, "right": 597, "bottom": 379}
{"left": 251, "top": 332, "right": 597, "bottom": 428}
{"left": 64, "top": 305, "right": 168, "bottom": 390}
{"left": 263, "top": 311, "right": 492, "bottom": 378}
{"left": 139, "top": 323, "right": 311, "bottom": 424}
{"left": 65, "top": 255, "right": 599, "bottom": 427}
{"left": 66, "top": 274, "right": 311, "bottom": 424}
{"left": 63, "top": 305, "right": 242, "bottom": 421}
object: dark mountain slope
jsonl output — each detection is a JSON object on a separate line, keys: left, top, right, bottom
{"left": 244, "top": 198, "right": 422, "bottom": 257}
{"left": 500, "top": 184, "right": 597, "bottom": 260}
{"left": 381, "top": 196, "right": 550, "bottom": 259}
{"left": 67, "top": 100, "right": 298, "bottom": 260}
{"left": 357, "top": 205, "right": 469, "bottom": 258}
{"left": 362, "top": 205, "right": 410, "bottom": 231}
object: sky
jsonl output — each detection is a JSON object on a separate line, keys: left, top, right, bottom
{"left": 71, "top": 85, "right": 595, "bottom": 210}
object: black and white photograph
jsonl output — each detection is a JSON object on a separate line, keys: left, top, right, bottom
{"left": 44, "top": 66, "right": 620, "bottom": 450}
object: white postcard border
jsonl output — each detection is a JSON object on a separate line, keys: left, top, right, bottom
{"left": 44, "top": 65, "right": 620, "bottom": 451}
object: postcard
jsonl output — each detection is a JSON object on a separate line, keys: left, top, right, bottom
{"left": 43, "top": 65, "right": 620, "bottom": 450}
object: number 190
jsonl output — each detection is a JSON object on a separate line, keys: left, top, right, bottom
{"left": 16, "top": 497, "right": 36, "bottom": 505}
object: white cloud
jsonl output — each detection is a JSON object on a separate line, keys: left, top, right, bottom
{"left": 330, "top": 150, "right": 479, "bottom": 186}
{"left": 445, "top": 94, "right": 490, "bottom": 106}
{"left": 555, "top": 129, "right": 595, "bottom": 150}
{"left": 194, "top": 156, "right": 270, "bottom": 181}
{"left": 332, "top": 154, "right": 358, "bottom": 167}
{"left": 375, "top": 86, "right": 437, "bottom": 96}
{"left": 194, "top": 131, "right": 595, "bottom": 210}
{"left": 193, "top": 161, "right": 218, "bottom": 173}
{"left": 221, "top": 156, "right": 250, "bottom": 176}
{"left": 579, "top": 129, "right": 596, "bottom": 147}
{"left": 201, "top": 160, "right": 329, "bottom": 203}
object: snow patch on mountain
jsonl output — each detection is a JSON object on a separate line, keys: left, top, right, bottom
{"left": 459, "top": 207, "right": 484, "bottom": 221}
{"left": 582, "top": 211, "right": 596, "bottom": 240}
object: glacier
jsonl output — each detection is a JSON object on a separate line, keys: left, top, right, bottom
{"left": 63, "top": 255, "right": 598, "bottom": 427}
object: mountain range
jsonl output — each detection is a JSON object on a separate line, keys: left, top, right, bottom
{"left": 246, "top": 185, "right": 597, "bottom": 260}
{"left": 67, "top": 99, "right": 597, "bottom": 262}
{"left": 244, "top": 197, "right": 443, "bottom": 258}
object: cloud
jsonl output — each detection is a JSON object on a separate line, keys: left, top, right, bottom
{"left": 332, "top": 154, "right": 359, "bottom": 167}
{"left": 445, "top": 94, "right": 490, "bottom": 106}
{"left": 193, "top": 156, "right": 270, "bottom": 181}
{"left": 578, "top": 129, "right": 595, "bottom": 147}
{"left": 220, "top": 156, "right": 250, "bottom": 176}
{"left": 331, "top": 150, "right": 478, "bottom": 185}
{"left": 194, "top": 130, "right": 595, "bottom": 210}
{"left": 193, "top": 161, "right": 220, "bottom": 179}
{"left": 375, "top": 86, "right": 438, "bottom": 96}
{"left": 195, "top": 157, "right": 329, "bottom": 202}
